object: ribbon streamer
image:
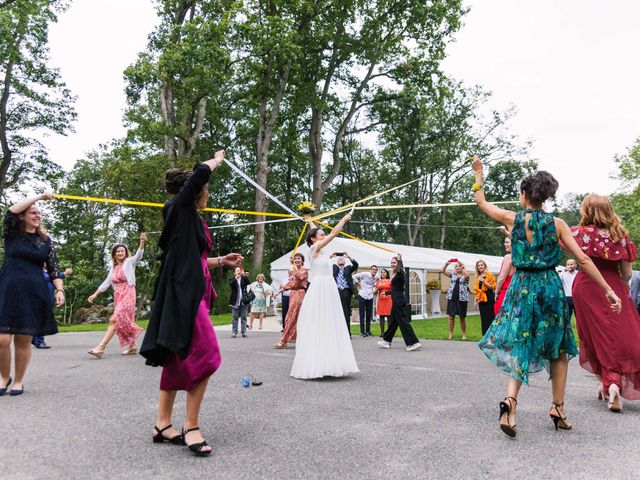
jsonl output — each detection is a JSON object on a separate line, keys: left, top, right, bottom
{"left": 313, "top": 175, "right": 428, "bottom": 221}
{"left": 53, "top": 193, "right": 294, "bottom": 218}
{"left": 223, "top": 159, "right": 302, "bottom": 220}
{"left": 314, "top": 219, "right": 397, "bottom": 255}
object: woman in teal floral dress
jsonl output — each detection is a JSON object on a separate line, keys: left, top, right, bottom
{"left": 471, "top": 157, "right": 621, "bottom": 438}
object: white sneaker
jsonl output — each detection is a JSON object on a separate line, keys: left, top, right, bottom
{"left": 406, "top": 343, "right": 422, "bottom": 352}
{"left": 377, "top": 340, "right": 391, "bottom": 349}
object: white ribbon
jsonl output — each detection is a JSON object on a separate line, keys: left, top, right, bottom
{"left": 223, "top": 159, "right": 303, "bottom": 220}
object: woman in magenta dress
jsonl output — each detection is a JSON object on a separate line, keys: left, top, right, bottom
{"left": 87, "top": 234, "right": 146, "bottom": 357}
{"left": 273, "top": 253, "right": 308, "bottom": 349}
{"left": 571, "top": 195, "right": 640, "bottom": 412}
{"left": 140, "top": 151, "right": 243, "bottom": 457}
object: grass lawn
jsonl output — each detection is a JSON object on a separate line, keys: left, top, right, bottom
{"left": 363, "top": 314, "right": 579, "bottom": 343}
{"left": 58, "top": 313, "right": 233, "bottom": 333}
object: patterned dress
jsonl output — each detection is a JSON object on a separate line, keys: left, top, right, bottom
{"left": 249, "top": 282, "right": 273, "bottom": 313}
{"left": 478, "top": 210, "right": 578, "bottom": 384}
{"left": 571, "top": 226, "right": 640, "bottom": 399}
{"left": 111, "top": 265, "right": 144, "bottom": 347}
{"left": 280, "top": 268, "right": 308, "bottom": 343}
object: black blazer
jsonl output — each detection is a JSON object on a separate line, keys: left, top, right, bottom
{"left": 390, "top": 258, "right": 408, "bottom": 306}
{"left": 228, "top": 276, "right": 249, "bottom": 307}
{"left": 332, "top": 258, "right": 359, "bottom": 292}
{"left": 141, "top": 163, "right": 211, "bottom": 366}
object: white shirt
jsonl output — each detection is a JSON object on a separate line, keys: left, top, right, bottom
{"left": 559, "top": 269, "right": 578, "bottom": 297}
{"left": 353, "top": 272, "right": 379, "bottom": 300}
{"left": 98, "top": 248, "right": 144, "bottom": 292}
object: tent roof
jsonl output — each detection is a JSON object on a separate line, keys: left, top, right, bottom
{"left": 270, "top": 237, "right": 504, "bottom": 274}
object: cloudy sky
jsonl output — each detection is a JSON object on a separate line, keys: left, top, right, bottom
{"left": 44, "top": 1, "right": 640, "bottom": 198}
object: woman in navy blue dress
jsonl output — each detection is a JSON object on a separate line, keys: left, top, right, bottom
{"left": 0, "top": 193, "right": 64, "bottom": 396}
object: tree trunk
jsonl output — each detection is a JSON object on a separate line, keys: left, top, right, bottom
{"left": 251, "top": 61, "right": 291, "bottom": 271}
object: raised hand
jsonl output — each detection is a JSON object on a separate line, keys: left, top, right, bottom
{"left": 471, "top": 155, "right": 483, "bottom": 173}
{"left": 40, "top": 192, "right": 54, "bottom": 201}
{"left": 140, "top": 233, "right": 148, "bottom": 243}
{"left": 221, "top": 253, "right": 244, "bottom": 267}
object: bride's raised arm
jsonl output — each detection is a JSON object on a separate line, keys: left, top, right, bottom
{"left": 314, "top": 213, "right": 351, "bottom": 252}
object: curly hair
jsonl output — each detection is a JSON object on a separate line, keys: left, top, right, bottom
{"left": 520, "top": 171, "right": 559, "bottom": 205}
{"left": 164, "top": 168, "right": 193, "bottom": 195}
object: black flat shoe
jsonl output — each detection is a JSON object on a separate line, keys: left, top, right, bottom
{"left": 183, "top": 427, "right": 211, "bottom": 457}
{"left": 9, "top": 386, "right": 24, "bottom": 396}
{"left": 0, "top": 377, "right": 12, "bottom": 396}
{"left": 153, "top": 424, "right": 185, "bottom": 445}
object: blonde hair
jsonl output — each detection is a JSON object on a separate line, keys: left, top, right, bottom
{"left": 475, "top": 260, "right": 488, "bottom": 275}
{"left": 579, "top": 195, "right": 628, "bottom": 243}
{"left": 18, "top": 206, "right": 49, "bottom": 240}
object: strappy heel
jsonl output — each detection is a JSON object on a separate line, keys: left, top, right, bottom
{"left": 608, "top": 384, "right": 622, "bottom": 413}
{"left": 550, "top": 402, "right": 572, "bottom": 430}
{"left": 152, "top": 424, "right": 185, "bottom": 445}
{"left": 183, "top": 426, "right": 211, "bottom": 456}
{"left": 87, "top": 344, "right": 106, "bottom": 358}
{"left": 499, "top": 396, "right": 517, "bottom": 437}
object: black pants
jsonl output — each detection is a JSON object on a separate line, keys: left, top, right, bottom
{"left": 358, "top": 296, "right": 373, "bottom": 334}
{"left": 281, "top": 295, "right": 290, "bottom": 331}
{"left": 479, "top": 290, "right": 495, "bottom": 335}
{"left": 338, "top": 288, "right": 352, "bottom": 336}
{"left": 565, "top": 296, "right": 574, "bottom": 319}
{"left": 383, "top": 298, "right": 418, "bottom": 346}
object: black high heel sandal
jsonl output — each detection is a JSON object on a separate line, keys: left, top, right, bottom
{"left": 153, "top": 424, "right": 185, "bottom": 445}
{"left": 499, "top": 396, "right": 517, "bottom": 438}
{"left": 550, "top": 402, "right": 572, "bottom": 430}
{"left": 183, "top": 427, "right": 211, "bottom": 457}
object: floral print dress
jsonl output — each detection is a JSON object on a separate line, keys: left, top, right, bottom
{"left": 478, "top": 209, "right": 578, "bottom": 384}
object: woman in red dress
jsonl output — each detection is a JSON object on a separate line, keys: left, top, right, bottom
{"left": 375, "top": 268, "right": 392, "bottom": 337}
{"left": 494, "top": 236, "right": 516, "bottom": 315}
{"left": 273, "top": 253, "right": 308, "bottom": 349}
{"left": 572, "top": 195, "right": 640, "bottom": 412}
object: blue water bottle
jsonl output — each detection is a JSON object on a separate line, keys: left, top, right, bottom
{"left": 242, "top": 376, "right": 251, "bottom": 388}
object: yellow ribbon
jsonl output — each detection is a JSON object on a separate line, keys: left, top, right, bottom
{"left": 312, "top": 175, "right": 427, "bottom": 221}
{"left": 291, "top": 223, "right": 308, "bottom": 258}
{"left": 53, "top": 193, "right": 295, "bottom": 218}
{"left": 314, "top": 219, "right": 397, "bottom": 255}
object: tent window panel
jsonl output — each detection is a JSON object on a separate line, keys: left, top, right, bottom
{"left": 409, "top": 271, "right": 422, "bottom": 315}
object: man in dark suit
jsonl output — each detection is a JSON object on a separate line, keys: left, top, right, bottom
{"left": 332, "top": 251, "right": 359, "bottom": 337}
{"left": 229, "top": 267, "right": 250, "bottom": 338}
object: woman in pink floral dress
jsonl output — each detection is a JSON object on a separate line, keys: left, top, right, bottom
{"left": 273, "top": 253, "right": 308, "bottom": 349}
{"left": 86, "top": 233, "right": 147, "bottom": 357}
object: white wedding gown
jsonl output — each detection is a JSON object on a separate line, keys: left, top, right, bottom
{"left": 290, "top": 245, "right": 359, "bottom": 379}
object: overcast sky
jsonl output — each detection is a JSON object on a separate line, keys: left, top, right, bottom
{"left": 43, "top": 0, "right": 640, "bottom": 199}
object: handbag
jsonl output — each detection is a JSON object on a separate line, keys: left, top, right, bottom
{"left": 242, "top": 289, "right": 255, "bottom": 305}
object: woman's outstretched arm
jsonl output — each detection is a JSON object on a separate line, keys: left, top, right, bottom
{"left": 471, "top": 156, "right": 516, "bottom": 227}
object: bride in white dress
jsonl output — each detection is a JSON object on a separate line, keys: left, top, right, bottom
{"left": 290, "top": 214, "right": 359, "bottom": 379}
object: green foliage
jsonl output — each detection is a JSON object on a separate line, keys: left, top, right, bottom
{"left": 426, "top": 279, "right": 441, "bottom": 291}
{"left": 0, "top": 0, "right": 76, "bottom": 198}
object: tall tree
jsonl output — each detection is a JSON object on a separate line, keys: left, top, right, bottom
{"left": 0, "top": 0, "right": 76, "bottom": 199}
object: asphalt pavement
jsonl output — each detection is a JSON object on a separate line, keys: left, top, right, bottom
{"left": 1, "top": 330, "right": 639, "bottom": 480}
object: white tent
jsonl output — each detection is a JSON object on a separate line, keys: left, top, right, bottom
{"left": 270, "top": 237, "right": 504, "bottom": 319}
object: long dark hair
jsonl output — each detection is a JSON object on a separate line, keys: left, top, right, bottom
{"left": 306, "top": 228, "right": 321, "bottom": 247}
{"left": 164, "top": 168, "right": 192, "bottom": 195}
{"left": 380, "top": 268, "right": 390, "bottom": 279}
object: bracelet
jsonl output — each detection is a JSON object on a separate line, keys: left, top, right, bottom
{"left": 56, "top": 289, "right": 65, "bottom": 293}
{"left": 472, "top": 183, "right": 483, "bottom": 192}
{"left": 218, "top": 257, "right": 223, "bottom": 266}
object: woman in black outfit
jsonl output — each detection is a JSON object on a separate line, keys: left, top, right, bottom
{"left": 377, "top": 254, "right": 422, "bottom": 352}
{"left": 0, "top": 193, "right": 64, "bottom": 396}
